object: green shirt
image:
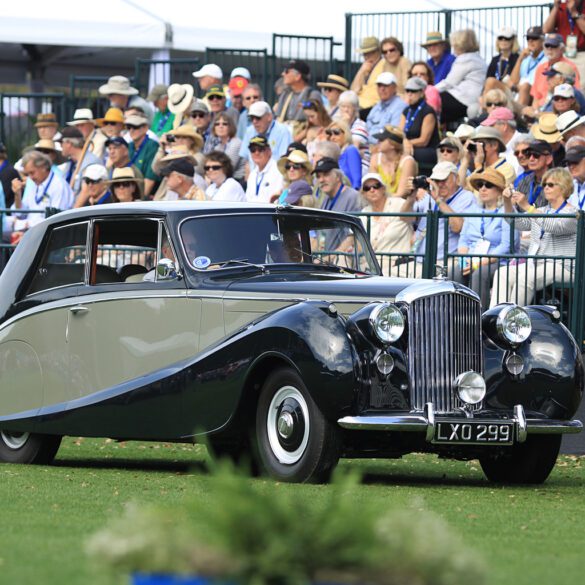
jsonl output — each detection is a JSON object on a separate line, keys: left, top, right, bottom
{"left": 150, "top": 109, "right": 175, "bottom": 136}
{"left": 128, "top": 136, "right": 160, "bottom": 182}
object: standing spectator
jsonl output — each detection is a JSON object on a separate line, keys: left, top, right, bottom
{"left": 204, "top": 151, "right": 245, "bottom": 202}
{"left": 205, "top": 85, "right": 239, "bottom": 126}
{"left": 237, "top": 84, "right": 263, "bottom": 140}
{"left": 422, "top": 31, "right": 456, "bottom": 85}
{"left": 436, "top": 29, "right": 487, "bottom": 125}
{"left": 491, "top": 167, "right": 577, "bottom": 307}
{"left": 67, "top": 108, "right": 107, "bottom": 161}
{"left": 59, "top": 126, "right": 101, "bottom": 198}
{"left": 485, "top": 27, "right": 520, "bottom": 91}
{"left": 192, "top": 63, "right": 223, "bottom": 95}
{"left": 240, "top": 101, "right": 292, "bottom": 164}
{"left": 507, "top": 26, "right": 546, "bottom": 106}
{"left": 400, "top": 77, "right": 440, "bottom": 167}
{"left": 325, "top": 120, "right": 362, "bottom": 190}
{"left": 544, "top": 0, "right": 585, "bottom": 86}
{"left": 99, "top": 76, "right": 152, "bottom": 125}
{"left": 0, "top": 142, "right": 20, "bottom": 208}
{"left": 366, "top": 73, "right": 407, "bottom": 142}
{"left": 74, "top": 164, "right": 112, "bottom": 207}
{"left": 542, "top": 62, "right": 585, "bottom": 112}
{"left": 531, "top": 112, "right": 565, "bottom": 166}
{"left": 147, "top": 84, "right": 175, "bottom": 137}
{"left": 337, "top": 90, "right": 370, "bottom": 173}
{"left": 317, "top": 74, "right": 350, "bottom": 117}
{"left": 105, "top": 136, "right": 144, "bottom": 182}
{"left": 409, "top": 61, "right": 441, "bottom": 114}
{"left": 350, "top": 37, "right": 386, "bottom": 117}
{"left": 480, "top": 107, "right": 523, "bottom": 174}
{"left": 166, "top": 83, "right": 195, "bottom": 129}
{"left": 246, "top": 136, "right": 283, "bottom": 203}
{"left": 206, "top": 112, "right": 245, "bottom": 183}
{"left": 556, "top": 109, "right": 585, "bottom": 140}
{"left": 380, "top": 37, "right": 412, "bottom": 97}
{"left": 125, "top": 113, "right": 159, "bottom": 197}
{"left": 274, "top": 60, "right": 321, "bottom": 133}
{"left": 313, "top": 157, "right": 361, "bottom": 213}
{"left": 551, "top": 83, "right": 581, "bottom": 116}
{"left": 96, "top": 108, "right": 125, "bottom": 139}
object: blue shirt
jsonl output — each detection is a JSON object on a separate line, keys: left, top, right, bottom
{"left": 236, "top": 107, "right": 251, "bottom": 140}
{"left": 239, "top": 120, "right": 292, "bottom": 163}
{"left": 339, "top": 146, "right": 362, "bottom": 190}
{"left": 427, "top": 52, "right": 456, "bottom": 84}
{"left": 519, "top": 51, "right": 546, "bottom": 85}
{"left": 366, "top": 96, "right": 407, "bottom": 143}
{"left": 0, "top": 182, "right": 6, "bottom": 235}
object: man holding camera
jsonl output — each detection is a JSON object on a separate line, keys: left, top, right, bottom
{"left": 393, "top": 161, "right": 477, "bottom": 278}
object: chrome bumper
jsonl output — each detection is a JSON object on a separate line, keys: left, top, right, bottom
{"left": 337, "top": 403, "right": 583, "bottom": 444}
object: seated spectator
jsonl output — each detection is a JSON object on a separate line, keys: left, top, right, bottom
{"left": 422, "top": 31, "right": 456, "bottom": 84}
{"left": 542, "top": 62, "right": 585, "bottom": 113}
{"left": 104, "top": 136, "right": 144, "bottom": 186}
{"left": 205, "top": 85, "right": 239, "bottom": 127}
{"left": 490, "top": 167, "right": 577, "bottom": 307}
{"left": 325, "top": 120, "right": 362, "bottom": 189}
{"left": 531, "top": 112, "right": 565, "bottom": 166}
{"left": 237, "top": 83, "right": 263, "bottom": 140}
{"left": 409, "top": 61, "right": 441, "bottom": 114}
{"left": 366, "top": 73, "right": 407, "bottom": 142}
{"left": 161, "top": 158, "right": 207, "bottom": 201}
{"left": 485, "top": 27, "right": 520, "bottom": 91}
{"left": 480, "top": 107, "right": 523, "bottom": 174}
{"left": 192, "top": 63, "right": 223, "bottom": 96}
{"left": 96, "top": 108, "right": 125, "bottom": 142}
{"left": 277, "top": 149, "right": 313, "bottom": 194}
{"left": 74, "top": 164, "right": 112, "bottom": 207}
{"left": 468, "top": 87, "right": 512, "bottom": 126}
{"left": 205, "top": 112, "right": 244, "bottom": 182}
{"left": 510, "top": 134, "right": 535, "bottom": 178}
{"left": 109, "top": 167, "right": 143, "bottom": 202}
{"left": 551, "top": 83, "right": 581, "bottom": 117}
{"left": 204, "top": 151, "right": 245, "bottom": 202}
{"left": 370, "top": 125, "right": 417, "bottom": 197}
{"left": 556, "top": 109, "right": 585, "bottom": 141}
{"left": 8, "top": 151, "right": 73, "bottom": 243}
{"left": 125, "top": 113, "right": 160, "bottom": 197}
{"left": 436, "top": 29, "right": 487, "bottom": 125}
{"left": 246, "top": 136, "right": 284, "bottom": 204}
{"left": 359, "top": 172, "right": 413, "bottom": 275}
{"left": 0, "top": 142, "right": 19, "bottom": 208}
{"left": 228, "top": 74, "right": 249, "bottom": 114}
{"left": 565, "top": 145, "right": 585, "bottom": 209}
{"left": 67, "top": 108, "right": 107, "bottom": 161}
{"left": 336, "top": 90, "right": 370, "bottom": 172}
{"left": 58, "top": 126, "right": 101, "bottom": 198}
{"left": 350, "top": 36, "right": 386, "bottom": 118}
{"left": 313, "top": 157, "right": 362, "bottom": 213}
{"left": 282, "top": 179, "right": 317, "bottom": 208}
{"left": 380, "top": 37, "right": 412, "bottom": 97}
{"left": 301, "top": 98, "right": 332, "bottom": 148}
{"left": 99, "top": 75, "right": 152, "bottom": 125}
{"left": 317, "top": 75, "right": 350, "bottom": 117}
{"left": 167, "top": 83, "right": 195, "bottom": 129}
{"left": 454, "top": 169, "right": 518, "bottom": 308}
{"left": 34, "top": 113, "right": 62, "bottom": 149}
{"left": 507, "top": 26, "right": 546, "bottom": 107}
{"left": 400, "top": 77, "right": 440, "bottom": 167}
{"left": 188, "top": 99, "right": 212, "bottom": 148}
{"left": 147, "top": 84, "right": 174, "bottom": 137}
{"left": 436, "top": 136, "right": 467, "bottom": 185}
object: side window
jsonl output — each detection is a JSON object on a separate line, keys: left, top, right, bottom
{"left": 26, "top": 222, "right": 88, "bottom": 295}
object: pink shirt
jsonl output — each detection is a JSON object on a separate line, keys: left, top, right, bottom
{"left": 425, "top": 85, "right": 441, "bottom": 114}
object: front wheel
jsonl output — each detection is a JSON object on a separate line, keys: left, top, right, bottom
{"left": 0, "top": 431, "right": 62, "bottom": 464}
{"left": 479, "top": 435, "right": 562, "bottom": 484}
{"left": 255, "top": 367, "right": 340, "bottom": 483}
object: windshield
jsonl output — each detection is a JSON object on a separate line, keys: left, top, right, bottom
{"left": 179, "top": 213, "right": 380, "bottom": 275}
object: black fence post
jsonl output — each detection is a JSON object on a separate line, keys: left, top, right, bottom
{"left": 344, "top": 13, "right": 353, "bottom": 82}
{"left": 570, "top": 212, "right": 585, "bottom": 347}
{"left": 422, "top": 210, "right": 439, "bottom": 279}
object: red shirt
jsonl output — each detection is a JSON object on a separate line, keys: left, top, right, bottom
{"left": 530, "top": 56, "right": 581, "bottom": 105}
{"left": 555, "top": 3, "right": 585, "bottom": 51}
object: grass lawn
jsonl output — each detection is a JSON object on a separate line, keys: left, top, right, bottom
{"left": 0, "top": 437, "right": 584, "bottom": 585}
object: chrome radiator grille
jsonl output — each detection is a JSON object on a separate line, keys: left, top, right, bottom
{"left": 407, "top": 292, "right": 483, "bottom": 413}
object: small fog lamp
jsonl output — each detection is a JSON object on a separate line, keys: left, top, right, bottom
{"left": 454, "top": 371, "right": 486, "bottom": 405}
{"left": 376, "top": 353, "right": 395, "bottom": 376}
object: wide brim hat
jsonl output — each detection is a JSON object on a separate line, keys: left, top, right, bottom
{"left": 109, "top": 167, "right": 144, "bottom": 183}
{"left": 67, "top": 108, "right": 95, "bottom": 126}
{"left": 35, "top": 113, "right": 58, "bottom": 128}
{"left": 99, "top": 75, "right": 139, "bottom": 96}
{"left": 356, "top": 36, "right": 380, "bottom": 54}
{"left": 33, "top": 139, "right": 57, "bottom": 151}
{"left": 277, "top": 149, "right": 313, "bottom": 176}
{"left": 421, "top": 31, "right": 447, "bottom": 48}
{"left": 317, "top": 74, "right": 350, "bottom": 93}
{"left": 472, "top": 126, "right": 507, "bottom": 150}
{"left": 167, "top": 83, "right": 195, "bottom": 114}
{"left": 556, "top": 110, "right": 585, "bottom": 136}
{"left": 468, "top": 168, "right": 506, "bottom": 192}
{"left": 531, "top": 112, "right": 562, "bottom": 143}
{"left": 96, "top": 107, "right": 125, "bottom": 127}
{"left": 169, "top": 124, "right": 204, "bottom": 150}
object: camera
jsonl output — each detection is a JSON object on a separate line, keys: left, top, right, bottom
{"left": 466, "top": 142, "right": 477, "bottom": 154}
{"left": 412, "top": 175, "right": 430, "bottom": 191}
{"left": 166, "top": 134, "right": 176, "bottom": 143}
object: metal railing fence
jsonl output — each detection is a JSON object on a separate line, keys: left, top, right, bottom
{"left": 134, "top": 58, "right": 200, "bottom": 96}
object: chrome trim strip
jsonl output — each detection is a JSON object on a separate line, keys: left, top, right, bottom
{"left": 396, "top": 280, "right": 480, "bottom": 305}
{"left": 514, "top": 404, "right": 527, "bottom": 443}
{"left": 525, "top": 419, "right": 582, "bottom": 434}
{"left": 425, "top": 402, "right": 435, "bottom": 442}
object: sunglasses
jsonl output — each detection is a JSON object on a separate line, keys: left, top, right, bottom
{"left": 439, "top": 147, "right": 456, "bottom": 153}
{"left": 191, "top": 112, "right": 207, "bottom": 118}
{"left": 285, "top": 163, "right": 304, "bottom": 171}
{"left": 544, "top": 43, "right": 560, "bottom": 49}
{"left": 103, "top": 121, "right": 120, "bottom": 126}
{"left": 207, "top": 95, "right": 224, "bottom": 101}
{"left": 249, "top": 145, "right": 267, "bottom": 153}
{"left": 125, "top": 124, "right": 143, "bottom": 130}
{"left": 204, "top": 164, "right": 223, "bottom": 171}
{"left": 526, "top": 36, "right": 542, "bottom": 41}
{"left": 363, "top": 183, "right": 383, "bottom": 191}
{"left": 114, "top": 181, "right": 134, "bottom": 188}
{"left": 527, "top": 151, "right": 543, "bottom": 159}
{"left": 248, "top": 115, "right": 262, "bottom": 122}
{"left": 214, "top": 121, "right": 229, "bottom": 126}
{"left": 405, "top": 89, "right": 422, "bottom": 93}
{"left": 325, "top": 128, "right": 343, "bottom": 136}
{"left": 36, "top": 148, "right": 53, "bottom": 154}
{"left": 553, "top": 95, "right": 571, "bottom": 101}
{"left": 382, "top": 47, "right": 398, "bottom": 54}
{"left": 497, "top": 36, "right": 514, "bottom": 41}
{"left": 243, "top": 95, "right": 260, "bottom": 101}
{"left": 514, "top": 148, "right": 530, "bottom": 158}
{"left": 486, "top": 102, "right": 505, "bottom": 107}
{"left": 83, "top": 177, "right": 102, "bottom": 185}
{"left": 542, "top": 181, "right": 559, "bottom": 188}
{"left": 283, "top": 68, "right": 299, "bottom": 75}
{"left": 475, "top": 180, "right": 496, "bottom": 189}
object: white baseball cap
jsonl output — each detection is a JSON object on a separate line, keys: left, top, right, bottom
{"left": 192, "top": 64, "right": 223, "bottom": 80}
{"left": 230, "top": 67, "right": 251, "bottom": 80}
{"left": 554, "top": 83, "right": 575, "bottom": 99}
{"left": 248, "top": 101, "right": 272, "bottom": 117}
{"left": 430, "top": 161, "right": 458, "bottom": 181}
{"left": 83, "top": 164, "right": 108, "bottom": 181}
{"left": 375, "top": 72, "right": 397, "bottom": 86}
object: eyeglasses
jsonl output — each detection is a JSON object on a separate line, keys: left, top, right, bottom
{"left": 243, "top": 95, "right": 260, "bottom": 101}
{"left": 497, "top": 36, "right": 514, "bottom": 41}
{"left": 527, "top": 151, "right": 543, "bottom": 159}
{"left": 514, "top": 148, "right": 530, "bottom": 158}
{"left": 475, "top": 180, "right": 496, "bottom": 189}
{"left": 214, "top": 121, "right": 229, "bottom": 126}
{"left": 83, "top": 177, "right": 102, "bottom": 185}
{"left": 285, "top": 162, "right": 304, "bottom": 171}
{"left": 542, "top": 181, "right": 559, "bottom": 188}
{"left": 485, "top": 102, "right": 505, "bottom": 108}
{"left": 553, "top": 95, "right": 571, "bottom": 101}
{"left": 248, "top": 115, "right": 262, "bottom": 122}
{"left": 191, "top": 112, "right": 207, "bottom": 118}
{"left": 103, "top": 121, "right": 120, "bottom": 126}
{"left": 207, "top": 95, "right": 224, "bottom": 101}
{"left": 125, "top": 124, "right": 143, "bottom": 130}
{"left": 363, "top": 183, "right": 383, "bottom": 191}
{"left": 249, "top": 145, "right": 267, "bottom": 153}
{"left": 544, "top": 43, "right": 560, "bottom": 49}
{"left": 114, "top": 181, "right": 134, "bottom": 188}
{"left": 204, "top": 164, "right": 223, "bottom": 171}
{"left": 439, "top": 147, "right": 456, "bottom": 153}
{"left": 405, "top": 89, "right": 422, "bottom": 93}
{"left": 325, "top": 128, "right": 343, "bottom": 136}
{"left": 382, "top": 47, "right": 398, "bottom": 54}
{"left": 323, "top": 87, "right": 335, "bottom": 92}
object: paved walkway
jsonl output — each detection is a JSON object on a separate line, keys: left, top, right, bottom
{"left": 561, "top": 398, "right": 585, "bottom": 454}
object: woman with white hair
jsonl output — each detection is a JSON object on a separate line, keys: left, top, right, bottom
{"left": 336, "top": 90, "right": 370, "bottom": 173}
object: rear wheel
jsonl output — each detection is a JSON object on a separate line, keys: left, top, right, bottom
{"left": 479, "top": 435, "right": 562, "bottom": 484}
{"left": 255, "top": 367, "right": 340, "bottom": 483}
{"left": 0, "top": 431, "right": 61, "bottom": 464}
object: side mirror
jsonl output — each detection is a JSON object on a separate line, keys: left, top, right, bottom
{"left": 156, "top": 258, "right": 181, "bottom": 281}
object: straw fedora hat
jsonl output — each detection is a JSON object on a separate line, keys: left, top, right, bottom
{"left": 421, "top": 31, "right": 448, "bottom": 48}
{"left": 33, "top": 139, "right": 57, "bottom": 152}
{"left": 34, "top": 113, "right": 58, "bottom": 128}
{"left": 277, "top": 149, "right": 313, "bottom": 176}
{"left": 356, "top": 36, "right": 380, "bottom": 54}
{"left": 169, "top": 124, "right": 204, "bottom": 151}
{"left": 317, "top": 74, "right": 350, "bottom": 93}
{"left": 67, "top": 108, "right": 95, "bottom": 126}
{"left": 110, "top": 167, "right": 144, "bottom": 184}
{"left": 531, "top": 112, "right": 562, "bottom": 143}
{"left": 468, "top": 168, "right": 507, "bottom": 192}
{"left": 98, "top": 76, "right": 139, "bottom": 96}
{"left": 167, "top": 84, "right": 195, "bottom": 114}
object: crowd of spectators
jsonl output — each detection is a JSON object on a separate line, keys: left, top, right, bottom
{"left": 1, "top": 3, "right": 585, "bottom": 308}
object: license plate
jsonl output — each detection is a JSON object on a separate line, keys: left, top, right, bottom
{"left": 433, "top": 421, "right": 514, "bottom": 445}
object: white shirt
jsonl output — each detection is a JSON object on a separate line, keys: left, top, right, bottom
{"left": 569, "top": 177, "right": 585, "bottom": 210}
{"left": 206, "top": 177, "right": 246, "bottom": 202}
{"left": 504, "top": 130, "right": 523, "bottom": 176}
{"left": 245, "top": 158, "right": 283, "bottom": 203}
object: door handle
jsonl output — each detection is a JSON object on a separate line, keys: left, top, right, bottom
{"left": 69, "top": 305, "right": 90, "bottom": 315}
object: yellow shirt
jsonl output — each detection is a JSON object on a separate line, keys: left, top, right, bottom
{"left": 355, "top": 58, "right": 387, "bottom": 110}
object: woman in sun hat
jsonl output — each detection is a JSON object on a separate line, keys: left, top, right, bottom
{"left": 109, "top": 167, "right": 144, "bottom": 202}
{"left": 317, "top": 74, "right": 350, "bottom": 117}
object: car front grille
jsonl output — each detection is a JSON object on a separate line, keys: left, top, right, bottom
{"left": 407, "top": 292, "right": 483, "bottom": 413}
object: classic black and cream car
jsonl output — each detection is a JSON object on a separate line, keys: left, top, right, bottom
{"left": 0, "top": 202, "right": 582, "bottom": 483}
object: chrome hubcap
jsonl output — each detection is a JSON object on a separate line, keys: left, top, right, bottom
{"left": 267, "top": 385, "right": 309, "bottom": 465}
{"left": 1, "top": 431, "right": 30, "bottom": 450}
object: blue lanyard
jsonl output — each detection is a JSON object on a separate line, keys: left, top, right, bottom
{"left": 155, "top": 111, "right": 171, "bottom": 134}
{"left": 265, "top": 120, "right": 275, "bottom": 140}
{"left": 480, "top": 207, "right": 499, "bottom": 238}
{"left": 404, "top": 100, "right": 425, "bottom": 133}
{"left": 35, "top": 171, "right": 54, "bottom": 205}
{"left": 0, "top": 160, "right": 7, "bottom": 174}
{"left": 568, "top": 11, "right": 577, "bottom": 34}
{"left": 65, "top": 161, "right": 75, "bottom": 183}
{"left": 540, "top": 201, "right": 568, "bottom": 239}
{"left": 324, "top": 184, "right": 344, "bottom": 211}
{"left": 577, "top": 181, "right": 585, "bottom": 209}
{"left": 433, "top": 187, "right": 462, "bottom": 211}
{"left": 255, "top": 170, "right": 266, "bottom": 195}
{"left": 526, "top": 52, "right": 545, "bottom": 77}
{"left": 130, "top": 136, "right": 149, "bottom": 166}
{"left": 528, "top": 178, "right": 542, "bottom": 205}
{"left": 495, "top": 56, "right": 509, "bottom": 81}
{"left": 95, "top": 190, "right": 111, "bottom": 205}
{"left": 494, "top": 158, "right": 506, "bottom": 170}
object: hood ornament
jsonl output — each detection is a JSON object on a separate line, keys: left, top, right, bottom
{"left": 433, "top": 264, "right": 447, "bottom": 280}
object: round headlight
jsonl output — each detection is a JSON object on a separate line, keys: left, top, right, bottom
{"left": 454, "top": 371, "right": 486, "bottom": 405}
{"left": 369, "top": 303, "right": 405, "bottom": 344}
{"left": 497, "top": 305, "right": 532, "bottom": 345}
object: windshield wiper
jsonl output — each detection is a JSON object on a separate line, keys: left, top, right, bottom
{"left": 215, "top": 258, "right": 266, "bottom": 273}
{"left": 290, "top": 247, "right": 356, "bottom": 275}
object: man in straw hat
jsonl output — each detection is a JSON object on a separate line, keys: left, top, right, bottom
{"left": 350, "top": 36, "right": 386, "bottom": 115}
{"left": 556, "top": 109, "right": 585, "bottom": 141}
{"left": 317, "top": 74, "right": 350, "bottom": 117}
{"left": 99, "top": 75, "right": 152, "bottom": 125}
{"left": 530, "top": 111, "right": 565, "bottom": 166}
{"left": 34, "top": 112, "right": 62, "bottom": 147}
{"left": 67, "top": 108, "right": 108, "bottom": 161}
{"left": 421, "top": 31, "right": 455, "bottom": 84}
{"left": 147, "top": 84, "right": 175, "bottom": 137}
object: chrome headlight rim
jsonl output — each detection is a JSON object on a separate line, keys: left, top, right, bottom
{"left": 369, "top": 302, "right": 405, "bottom": 344}
{"left": 454, "top": 371, "right": 486, "bottom": 405}
{"left": 496, "top": 304, "right": 532, "bottom": 345}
